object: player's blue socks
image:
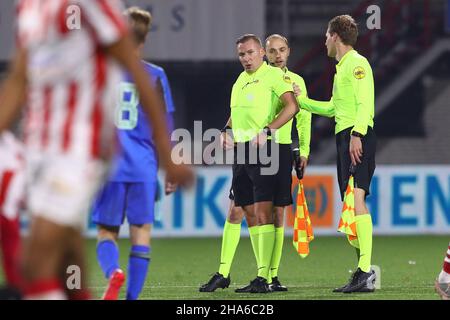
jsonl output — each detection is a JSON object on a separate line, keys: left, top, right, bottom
{"left": 96, "top": 239, "right": 120, "bottom": 279}
{"left": 126, "top": 245, "right": 151, "bottom": 300}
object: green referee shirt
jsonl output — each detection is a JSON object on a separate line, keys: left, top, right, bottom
{"left": 299, "top": 49, "right": 374, "bottom": 135}
{"left": 274, "top": 68, "right": 312, "bottom": 159}
{"left": 230, "top": 62, "right": 293, "bottom": 143}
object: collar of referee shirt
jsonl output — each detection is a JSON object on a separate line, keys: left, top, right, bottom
{"left": 245, "top": 61, "right": 269, "bottom": 76}
{"left": 337, "top": 49, "right": 356, "bottom": 67}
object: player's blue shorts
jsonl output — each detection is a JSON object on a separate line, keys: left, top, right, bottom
{"left": 91, "top": 181, "right": 158, "bottom": 227}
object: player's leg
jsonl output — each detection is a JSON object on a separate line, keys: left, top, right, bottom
{"left": 435, "top": 242, "right": 450, "bottom": 300}
{"left": 61, "top": 226, "right": 91, "bottom": 300}
{"left": 217, "top": 202, "right": 243, "bottom": 278}
{"left": 340, "top": 188, "right": 376, "bottom": 294}
{"left": 333, "top": 131, "right": 359, "bottom": 292}
{"left": 97, "top": 225, "right": 124, "bottom": 300}
{"left": 0, "top": 165, "right": 25, "bottom": 297}
{"left": 269, "top": 206, "right": 287, "bottom": 292}
{"left": 337, "top": 128, "right": 376, "bottom": 294}
{"left": 91, "top": 181, "right": 126, "bottom": 300}
{"left": 21, "top": 216, "right": 68, "bottom": 299}
{"left": 244, "top": 203, "right": 259, "bottom": 271}
{"left": 354, "top": 189, "right": 373, "bottom": 268}
{"left": 125, "top": 181, "right": 158, "bottom": 300}
{"left": 0, "top": 215, "right": 22, "bottom": 298}
{"left": 218, "top": 189, "right": 244, "bottom": 278}
{"left": 0, "top": 171, "right": 22, "bottom": 290}
{"left": 236, "top": 143, "right": 277, "bottom": 294}
{"left": 268, "top": 143, "right": 292, "bottom": 291}
{"left": 254, "top": 143, "right": 277, "bottom": 287}
{"left": 22, "top": 156, "right": 107, "bottom": 300}
{"left": 255, "top": 201, "right": 275, "bottom": 283}
{"left": 199, "top": 198, "right": 245, "bottom": 292}
{"left": 336, "top": 129, "right": 361, "bottom": 257}
{"left": 236, "top": 202, "right": 275, "bottom": 294}
{"left": 96, "top": 225, "right": 120, "bottom": 278}
{"left": 232, "top": 161, "right": 272, "bottom": 293}
{"left": 127, "top": 223, "right": 151, "bottom": 300}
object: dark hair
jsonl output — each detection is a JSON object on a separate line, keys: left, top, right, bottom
{"left": 328, "top": 15, "right": 358, "bottom": 46}
{"left": 265, "top": 34, "right": 289, "bottom": 47}
{"left": 236, "top": 34, "right": 262, "bottom": 47}
{"left": 124, "top": 7, "right": 152, "bottom": 44}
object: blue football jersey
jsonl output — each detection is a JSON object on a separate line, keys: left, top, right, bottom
{"left": 110, "top": 61, "right": 175, "bottom": 182}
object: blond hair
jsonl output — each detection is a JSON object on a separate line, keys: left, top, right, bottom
{"left": 124, "top": 7, "right": 152, "bottom": 44}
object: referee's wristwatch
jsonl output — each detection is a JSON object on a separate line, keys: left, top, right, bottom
{"left": 351, "top": 131, "right": 364, "bottom": 138}
{"left": 263, "top": 126, "right": 272, "bottom": 137}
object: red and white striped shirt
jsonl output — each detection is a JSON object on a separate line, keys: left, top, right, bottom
{"left": 16, "top": 0, "right": 128, "bottom": 160}
{"left": 0, "top": 131, "right": 24, "bottom": 220}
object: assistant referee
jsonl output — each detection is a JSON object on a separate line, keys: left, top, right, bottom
{"left": 298, "top": 15, "right": 377, "bottom": 294}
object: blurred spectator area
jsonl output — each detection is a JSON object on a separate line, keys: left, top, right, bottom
{"left": 161, "top": 0, "right": 450, "bottom": 164}
{"left": 268, "top": 0, "right": 450, "bottom": 164}
{"left": 1, "top": 0, "right": 449, "bottom": 164}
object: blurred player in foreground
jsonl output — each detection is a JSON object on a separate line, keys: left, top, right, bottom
{"left": 199, "top": 34, "right": 311, "bottom": 293}
{"left": 0, "top": 0, "right": 192, "bottom": 300}
{"left": 435, "top": 242, "right": 450, "bottom": 299}
{"left": 0, "top": 131, "right": 24, "bottom": 299}
{"left": 92, "top": 7, "right": 177, "bottom": 300}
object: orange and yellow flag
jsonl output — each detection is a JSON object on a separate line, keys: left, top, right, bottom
{"left": 337, "top": 175, "right": 357, "bottom": 241}
{"left": 293, "top": 181, "right": 314, "bottom": 258}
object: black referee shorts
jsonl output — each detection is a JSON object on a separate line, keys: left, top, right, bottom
{"left": 231, "top": 142, "right": 292, "bottom": 207}
{"left": 336, "top": 127, "right": 376, "bottom": 201}
{"left": 273, "top": 143, "right": 293, "bottom": 207}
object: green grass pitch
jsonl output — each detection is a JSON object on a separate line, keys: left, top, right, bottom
{"left": 85, "top": 235, "right": 448, "bottom": 300}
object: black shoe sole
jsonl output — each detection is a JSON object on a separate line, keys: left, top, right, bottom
{"left": 199, "top": 282, "right": 230, "bottom": 292}
{"left": 343, "top": 289, "right": 375, "bottom": 293}
{"left": 332, "top": 285, "right": 349, "bottom": 293}
{"left": 235, "top": 286, "right": 270, "bottom": 293}
{"left": 199, "top": 287, "right": 228, "bottom": 292}
{"left": 343, "top": 284, "right": 375, "bottom": 293}
{"left": 270, "top": 287, "right": 288, "bottom": 292}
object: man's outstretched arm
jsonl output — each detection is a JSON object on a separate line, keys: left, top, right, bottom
{"left": 298, "top": 96, "right": 335, "bottom": 118}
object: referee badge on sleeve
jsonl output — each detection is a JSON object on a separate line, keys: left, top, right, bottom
{"left": 353, "top": 66, "right": 366, "bottom": 79}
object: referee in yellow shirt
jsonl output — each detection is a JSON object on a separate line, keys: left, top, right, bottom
{"left": 199, "top": 34, "right": 311, "bottom": 294}
{"left": 298, "top": 15, "right": 377, "bottom": 293}
{"left": 220, "top": 34, "right": 298, "bottom": 293}
{"left": 265, "top": 34, "right": 312, "bottom": 291}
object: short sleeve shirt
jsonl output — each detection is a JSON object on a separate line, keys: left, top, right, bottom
{"left": 230, "top": 62, "right": 293, "bottom": 143}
